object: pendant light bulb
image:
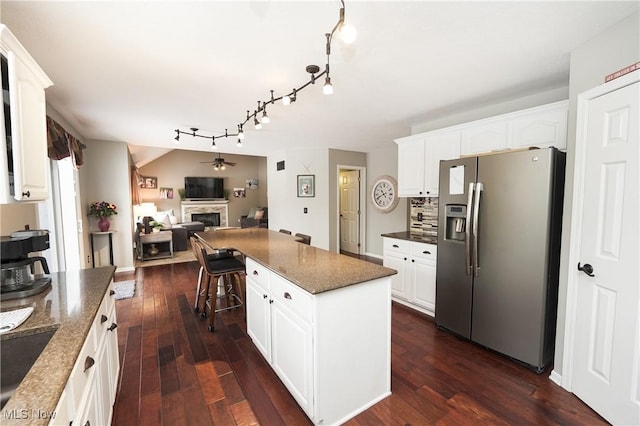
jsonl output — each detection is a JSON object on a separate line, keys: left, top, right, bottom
{"left": 237, "top": 138, "right": 243, "bottom": 148}
{"left": 339, "top": 22, "right": 357, "bottom": 44}
{"left": 282, "top": 95, "right": 291, "bottom": 106}
{"left": 211, "top": 140, "right": 217, "bottom": 150}
{"left": 261, "top": 108, "right": 270, "bottom": 124}
{"left": 237, "top": 125, "right": 244, "bottom": 140}
{"left": 254, "top": 116, "right": 262, "bottom": 130}
{"left": 323, "top": 76, "right": 334, "bottom": 95}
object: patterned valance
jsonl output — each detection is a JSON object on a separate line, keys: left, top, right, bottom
{"left": 46, "top": 116, "right": 86, "bottom": 167}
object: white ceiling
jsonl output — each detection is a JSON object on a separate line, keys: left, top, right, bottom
{"left": 2, "top": 1, "right": 638, "bottom": 167}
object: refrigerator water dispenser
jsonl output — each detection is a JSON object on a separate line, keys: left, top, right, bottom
{"left": 445, "top": 205, "right": 466, "bottom": 241}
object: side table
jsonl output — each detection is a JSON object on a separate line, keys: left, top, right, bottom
{"left": 138, "top": 231, "right": 173, "bottom": 261}
{"left": 90, "top": 231, "right": 116, "bottom": 267}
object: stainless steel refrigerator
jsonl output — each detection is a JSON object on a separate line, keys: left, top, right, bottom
{"left": 435, "top": 147, "right": 565, "bottom": 372}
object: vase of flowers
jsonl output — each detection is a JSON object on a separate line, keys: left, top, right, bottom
{"left": 88, "top": 201, "right": 118, "bottom": 232}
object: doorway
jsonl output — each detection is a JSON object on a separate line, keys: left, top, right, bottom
{"left": 337, "top": 166, "right": 366, "bottom": 255}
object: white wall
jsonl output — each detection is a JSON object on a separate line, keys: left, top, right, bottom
{"left": 553, "top": 11, "right": 640, "bottom": 378}
{"left": 79, "top": 139, "right": 134, "bottom": 272}
{"left": 267, "top": 148, "right": 330, "bottom": 249}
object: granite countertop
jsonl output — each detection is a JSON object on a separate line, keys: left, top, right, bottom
{"left": 196, "top": 228, "right": 396, "bottom": 294}
{"left": 0, "top": 266, "right": 116, "bottom": 424}
{"left": 381, "top": 231, "right": 438, "bottom": 245}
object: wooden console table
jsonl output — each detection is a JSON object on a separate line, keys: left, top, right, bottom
{"left": 137, "top": 231, "right": 173, "bottom": 261}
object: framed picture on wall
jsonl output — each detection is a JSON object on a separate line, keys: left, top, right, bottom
{"left": 139, "top": 176, "right": 157, "bottom": 189}
{"left": 297, "top": 175, "right": 315, "bottom": 197}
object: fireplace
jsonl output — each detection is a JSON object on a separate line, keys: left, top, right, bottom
{"left": 191, "top": 213, "right": 220, "bottom": 228}
{"left": 181, "top": 200, "right": 228, "bottom": 229}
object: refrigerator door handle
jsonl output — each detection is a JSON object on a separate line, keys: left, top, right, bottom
{"left": 465, "top": 182, "right": 475, "bottom": 275}
{"left": 473, "top": 182, "right": 483, "bottom": 277}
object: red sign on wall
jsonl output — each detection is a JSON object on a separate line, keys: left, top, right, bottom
{"left": 605, "top": 62, "right": 640, "bottom": 83}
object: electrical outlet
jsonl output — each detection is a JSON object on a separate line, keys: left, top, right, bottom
{"left": 303, "top": 207, "right": 308, "bottom": 214}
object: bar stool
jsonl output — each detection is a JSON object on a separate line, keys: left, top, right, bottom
{"left": 191, "top": 238, "right": 234, "bottom": 313}
{"left": 190, "top": 237, "right": 245, "bottom": 332}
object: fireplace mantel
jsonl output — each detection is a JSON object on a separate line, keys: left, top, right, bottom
{"left": 181, "top": 200, "right": 228, "bottom": 229}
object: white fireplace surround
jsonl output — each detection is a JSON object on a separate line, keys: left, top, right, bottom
{"left": 181, "top": 200, "right": 228, "bottom": 228}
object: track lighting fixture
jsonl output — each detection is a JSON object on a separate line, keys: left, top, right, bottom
{"left": 173, "top": 0, "right": 353, "bottom": 148}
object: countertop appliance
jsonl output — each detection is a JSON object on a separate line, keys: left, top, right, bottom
{"left": 1, "top": 229, "right": 51, "bottom": 300}
{"left": 435, "top": 147, "right": 565, "bottom": 372}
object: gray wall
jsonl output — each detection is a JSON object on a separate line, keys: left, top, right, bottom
{"left": 553, "top": 11, "right": 640, "bottom": 378}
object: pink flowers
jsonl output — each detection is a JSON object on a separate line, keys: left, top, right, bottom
{"left": 88, "top": 201, "right": 118, "bottom": 218}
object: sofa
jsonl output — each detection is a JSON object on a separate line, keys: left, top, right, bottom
{"left": 240, "top": 207, "right": 268, "bottom": 228}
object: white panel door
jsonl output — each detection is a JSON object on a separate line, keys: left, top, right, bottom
{"left": 339, "top": 170, "right": 360, "bottom": 254}
{"left": 572, "top": 81, "right": 639, "bottom": 425}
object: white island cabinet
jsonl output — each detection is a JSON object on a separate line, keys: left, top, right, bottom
{"left": 246, "top": 257, "right": 391, "bottom": 425}
{"left": 0, "top": 25, "right": 53, "bottom": 203}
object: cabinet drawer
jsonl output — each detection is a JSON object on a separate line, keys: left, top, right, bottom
{"left": 246, "top": 258, "right": 270, "bottom": 292}
{"left": 271, "top": 273, "right": 312, "bottom": 323}
{"left": 67, "top": 323, "right": 97, "bottom": 410}
{"left": 383, "top": 238, "right": 411, "bottom": 254}
{"left": 411, "top": 243, "right": 437, "bottom": 262}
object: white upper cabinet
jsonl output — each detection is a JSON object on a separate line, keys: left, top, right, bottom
{"left": 508, "top": 101, "right": 568, "bottom": 149}
{"left": 395, "top": 100, "right": 568, "bottom": 198}
{"left": 460, "top": 120, "right": 508, "bottom": 156}
{"left": 1, "top": 25, "right": 53, "bottom": 203}
{"left": 395, "top": 134, "right": 426, "bottom": 197}
{"left": 424, "top": 131, "right": 461, "bottom": 196}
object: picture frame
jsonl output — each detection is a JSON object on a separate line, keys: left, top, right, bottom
{"left": 139, "top": 176, "right": 157, "bottom": 189}
{"left": 159, "top": 187, "right": 173, "bottom": 199}
{"left": 297, "top": 175, "right": 315, "bottom": 197}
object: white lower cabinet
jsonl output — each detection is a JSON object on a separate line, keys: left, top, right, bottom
{"left": 245, "top": 257, "right": 391, "bottom": 425}
{"left": 384, "top": 237, "right": 437, "bottom": 315}
{"left": 50, "top": 281, "right": 119, "bottom": 426}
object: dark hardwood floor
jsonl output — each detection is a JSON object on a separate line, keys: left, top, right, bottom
{"left": 112, "top": 261, "right": 606, "bottom": 425}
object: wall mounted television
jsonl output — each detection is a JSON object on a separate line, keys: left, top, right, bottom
{"left": 184, "top": 177, "right": 224, "bottom": 199}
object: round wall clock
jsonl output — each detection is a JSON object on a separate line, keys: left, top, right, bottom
{"left": 371, "top": 175, "right": 399, "bottom": 213}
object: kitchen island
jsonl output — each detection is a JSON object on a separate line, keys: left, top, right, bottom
{"left": 0, "top": 266, "right": 117, "bottom": 425}
{"left": 196, "top": 228, "right": 396, "bottom": 425}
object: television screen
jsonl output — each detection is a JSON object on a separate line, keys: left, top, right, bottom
{"left": 184, "top": 177, "right": 224, "bottom": 199}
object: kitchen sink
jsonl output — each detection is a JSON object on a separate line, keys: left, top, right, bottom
{"left": 0, "top": 330, "right": 55, "bottom": 409}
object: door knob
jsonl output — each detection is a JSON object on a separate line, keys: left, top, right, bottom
{"left": 577, "top": 262, "right": 595, "bottom": 277}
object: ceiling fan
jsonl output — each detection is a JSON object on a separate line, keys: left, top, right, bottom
{"left": 200, "top": 154, "right": 236, "bottom": 170}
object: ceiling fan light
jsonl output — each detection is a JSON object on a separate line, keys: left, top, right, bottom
{"left": 220, "top": 164, "right": 226, "bottom": 170}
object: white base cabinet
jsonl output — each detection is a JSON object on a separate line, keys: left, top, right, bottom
{"left": 383, "top": 237, "right": 437, "bottom": 315}
{"left": 50, "top": 281, "right": 120, "bottom": 426}
{"left": 246, "top": 257, "right": 391, "bottom": 425}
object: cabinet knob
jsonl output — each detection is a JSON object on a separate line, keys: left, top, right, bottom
{"left": 108, "top": 323, "right": 118, "bottom": 332}
{"left": 263, "top": 294, "right": 268, "bottom": 299}
{"left": 284, "top": 292, "right": 292, "bottom": 300}
{"left": 269, "top": 299, "right": 274, "bottom": 304}
{"left": 404, "top": 257, "right": 407, "bottom": 261}
{"left": 253, "top": 270, "right": 259, "bottom": 276}
{"left": 423, "top": 251, "right": 431, "bottom": 255}
{"left": 84, "top": 356, "right": 95, "bottom": 372}
{"left": 110, "top": 289, "right": 116, "bottom": 296}
{"left": 22, "top": 191, "right": 31, "bottom": 198}
{"left": 100, "top": 314, "right": 108, "bottom": 324}
{"left": 412, "top": 259, "right": 415, "bottom": 263}
{"left": 392, "top": 244, "right": 399, "bottom": 248}
{"left": 84, "top": 421, "right": 90, "bottom": 426}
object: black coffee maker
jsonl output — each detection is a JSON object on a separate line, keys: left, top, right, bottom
{"left": 0, "top": 229, "right": 52, "bottom": 300}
